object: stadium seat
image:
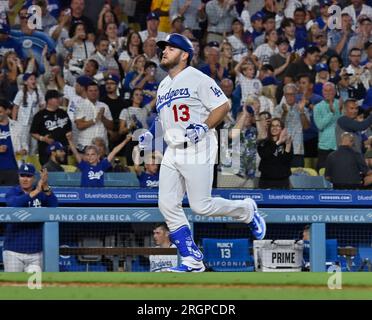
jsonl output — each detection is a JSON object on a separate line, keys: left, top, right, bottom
{"left": 104, "top": 172, "right": 140, "bottom": 187}
{"left": 202, "top": 238, "right": 254, "bottom": 272}
{"left": 61, "top": 165, "right": 78, "bottom": 172}
{"left": 78, "top": 237, "right": 103, "bottom": 263}
{"left": 290, "top": 175, "right": 332, "bottom": 189}
{"left": 291, "top": 167, "right": 318, "bottom": 176}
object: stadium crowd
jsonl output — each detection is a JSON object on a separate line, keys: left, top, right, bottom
{"left": 0, "top": 0, "right": 371, "bottom": 189}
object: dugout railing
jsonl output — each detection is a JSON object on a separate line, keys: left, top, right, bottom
{"left": 0, "top": 207, "right": 370, "bottom": 272}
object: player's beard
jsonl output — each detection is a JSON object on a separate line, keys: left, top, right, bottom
{"left": 160, "top": 52, "right": 182, "bottom": 70}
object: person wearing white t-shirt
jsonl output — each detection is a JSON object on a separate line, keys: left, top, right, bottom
{"left": 252, "top": 29, "right": 279, "bottom": 69}
{"left": 13, "top": 73, "right": 45, "bottom": 154}
{"left": 74, "top": 82, "right": 113, "bottom": 148}
{"left": 234, "top": 57, "right": 262, "bottom": 107}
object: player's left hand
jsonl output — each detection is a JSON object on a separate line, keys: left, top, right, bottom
{"left": 185, "top": 123, "right": 209, "bottom": 144}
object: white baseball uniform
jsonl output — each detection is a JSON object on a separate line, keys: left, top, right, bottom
{"left": 156, "top": 66, "right": 255, "bottom": 231}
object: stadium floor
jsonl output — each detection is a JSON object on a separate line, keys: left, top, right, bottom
{"left": 0, "top": 273, "right": 371, "bottom": 300}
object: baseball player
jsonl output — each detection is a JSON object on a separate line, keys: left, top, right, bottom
{"left": 139, "top": 33, "right": 266, "bottom": 272}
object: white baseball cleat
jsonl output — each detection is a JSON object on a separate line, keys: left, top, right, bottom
{"left": 167, "top": 263, "right": 206, "bottom": 272}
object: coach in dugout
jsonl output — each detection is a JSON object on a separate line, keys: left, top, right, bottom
{"left": 3, "top": 164, "right": 58, "bottom": 272}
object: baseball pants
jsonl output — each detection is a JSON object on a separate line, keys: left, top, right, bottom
{"left": 159, "top": 134, "right": 254, "bottom": 231}
{"left": 3, "top": 250, "right": 43, "bottom": 272}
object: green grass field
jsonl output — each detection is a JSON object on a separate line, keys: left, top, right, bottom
{"left": 0, "top": 272, "right": 371, "bottom": 300}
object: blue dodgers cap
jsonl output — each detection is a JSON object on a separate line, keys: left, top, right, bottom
{"left": 76, "top": 75, "right": 94, "bottom": 87}
{"left": 315, "top": 63, "right": 329, "bottom": 72}
{"left": 157, "top": 33, "right": 194, "bottom": 62}
{"left": 47, "top": 141, "right": 65, "bottom": 154}
{"left": 18, "top": 163, "right": 36, "bottom": 176}
{"left": 106, "top": 73, "right": 120, "bottom": 84}
{"left": 147, "top": 12, "right": 159, "bottom": 21}
{"left": 23, "top": 72, "right": 36, "bottom": 82}
{"left": 251, "top": 11, "right": 265, "bottom": 22}
{"left": 319, "top": 0, "right": 332, "bottom": 6}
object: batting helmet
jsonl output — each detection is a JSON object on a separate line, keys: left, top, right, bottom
{"left": 157, "top": 33, "right": 194, "bottom": 63}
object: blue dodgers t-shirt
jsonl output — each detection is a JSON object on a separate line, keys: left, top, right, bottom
{"left": 138, "top": 171, "right": 159, "bottom": 188}
{"left": 0, "top": 123, "right": 18, "bottom": 170}
{"left": 78, "top": 158, "right": 111, "bottom": 187}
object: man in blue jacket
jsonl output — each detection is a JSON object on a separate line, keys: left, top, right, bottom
{"left": 3, "top": 164, "right": 58, "bottom": 272}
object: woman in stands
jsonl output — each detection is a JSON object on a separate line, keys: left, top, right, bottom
{"left": 257, "top": 118, "right": 293, "bottom": 189}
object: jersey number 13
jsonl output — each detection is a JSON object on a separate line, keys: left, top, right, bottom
{"left": 172, "top": 104, "right": 190, "bottom": 122}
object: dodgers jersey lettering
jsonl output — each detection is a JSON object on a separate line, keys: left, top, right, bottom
{"left": 156, "top": 67, "right": 229, "bottom": 147}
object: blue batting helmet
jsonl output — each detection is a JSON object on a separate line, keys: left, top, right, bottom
{"left": 157, "top": 33, "right": 194, "bottom": 63}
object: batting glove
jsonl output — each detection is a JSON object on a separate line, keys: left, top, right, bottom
{"left": 139, "top": 131, "right": 153, "bottom": 150}
{"left": 185, "top": 123, "right": 209, "bottom": 144}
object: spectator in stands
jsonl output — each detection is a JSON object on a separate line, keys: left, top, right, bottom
{"left": 0, "top": 51, "right": 23, "bottom": 102}
{"left": 70, "top": 0, "right": 95, "bottom": 42}
{"left": 328, "top": 12, "right": 354, "bottom": 65}
{"left": 149, "top": 222, "right": 177, "bottom": 272}
{"left": 200, "top": 46, "right": 229, "bottom": 84}
{"left": 139, "top": 12, "right": 168, "bottom": 42}
{"left": 347, "top": 16, "right": 372, "bottom": 61}
{"left": 35, "top": 0, "right": 58, "bottom": 34}
{"left": 285, "top": 46, "right": 320, "bottom": 83}
{"left": 296, "top": 73, "right": 323, "bottom": 166}
{"left": 257, "top": 118, "right": 293, "bottom": 189}
{"left": 313, "top": 30, "right": 338, "bottom": 63}
{"left": 205, "top": 0, "right": 238, "bottom": 43}
{"left": 133, "top": 149, "right": 160, "bottom": 188}
{"left": 104, "top": 22, "right": 126, "bottom": 58}
{"left": 101, "top": 74, "right": 126, "bottom": 151}
{"left": 151, "top": 0, "right": 173, "bottom": 33}
{"left": 0, "top": 99, "right": 25, "bottom": 186}
{"left": 170, "top": 0, "right": 206, "bottom": 39}
{"left": 190, "top": 38, "right": 205, "bottom": 70}
{"left": 43, "top": 141, "right": 66, "bottom": 172}
{"left": 365, "top": 137, "right": 372, "bottom": 168}
{"left": 274, "top": 83, "right": 310, "bottom": 167}
{"left": 123, "top": 54, "right": 147, "bottom": 95}
{"left": 252, "top": 29, "right": 278, "bottom": 68}
{"left": 10, "top": 7, "right": 57, "bottom": 74}
{"left": 336, "top": 99, "right": 372, "bottom": 153}
{"left": 74, "top": 82, "right": 113, "bottom": 149}
{"left": 269, "top": 37, "right": 291, "bottom": 84}
{"left": 49, "top": 8, "right": 73, "bottom": 66}
{"left": 219, "top": 41, "right": 237, "bottom": 81}
{"left": 0, "top": 21, "right": 24, "bottom": 61}
{"left": 226, "top": 105, "right": 257, "bottom": 188}
{"left": 325, "top": 132, "right": 372, "bottom": 189}
{"left": 254, "top": 14, "right": 276, "bottom": 49}
{"left": 327, "top": 55, "right": 344, "bottom": 84}
{"left": 341, "top": 0, "right": 372, "bottom": 30}
{"left": 143, "top": 37, "right": 160, "bottom": 65}
{"left": 4, "top": 164, "right": 57, "bottom": 272}
{"left": 346, "top": 48, "right": 369, "bottom": 97}
{"left": 30, "top": 90, "right": 72, "bottom": 166}
{"left": 12, "top": 73, "right": 46, "bottom": 154}
{"left": 118, "top": 31, "right": 144, "bottom": 74}
{"left": 293, "top": 7, "right": 308, "bottom": 43}
{"left": 227, "top": 17, "right": 250, "bottom": 63}
{"left": 314, "top": 82, "right": 342, "bottom": 170}
{"left": 66, "top": 132, "right": 132, "bottom": 187}
{"left": 64, "top": 22, "right": 95, "bottom": 71}
{"left": 91, "top": 137, "right": 107, "bottom": 160}
{"left": 280, "top": 18, "right": 307, "bottom": 56}
{"left": 130, "top": 61, "right": 159, "bottom": 107}
{"left": 313, "top": 63, "right": 330, "bottom": 96}
{"left": 89, "top": 36, "right": 120, "bottom": 74}
{"left": 97, "top": 3, "right": 127, "bottom": 38}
